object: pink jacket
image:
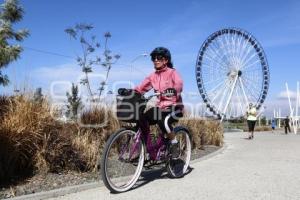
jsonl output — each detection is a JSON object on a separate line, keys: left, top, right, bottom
{"left": 134, "top": 67, "right": 184, "bottom": 110}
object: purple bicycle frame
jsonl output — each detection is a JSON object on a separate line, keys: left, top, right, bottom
{"left": 127, "top": 126, "right": 168, "bottom": 162}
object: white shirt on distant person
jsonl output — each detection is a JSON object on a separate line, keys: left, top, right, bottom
{"left": 247, "top": 107, "right": 257, "bottom": 121}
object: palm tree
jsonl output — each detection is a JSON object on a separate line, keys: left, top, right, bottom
{"left": 0, "top": 0, "right": 29, "bottom": 86}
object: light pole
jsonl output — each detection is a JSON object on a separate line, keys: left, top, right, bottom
{"left": 131, "top": 53, "right": 148, "bottom": 64}
{"left": 129, "top": 53, "right": 148, "bottom": 87}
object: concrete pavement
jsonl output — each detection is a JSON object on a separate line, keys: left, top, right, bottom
{"left": 49, "top": 131, "right": 300, "bottom": 200}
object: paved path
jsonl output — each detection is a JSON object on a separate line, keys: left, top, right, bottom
{"left": 49, "top": 132, "right": 300, "bottom": 200}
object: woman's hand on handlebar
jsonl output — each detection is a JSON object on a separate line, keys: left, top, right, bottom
{"left": 118, "top": 88, "right": 133, "bottom": 96}
{"left": 162, "top": 88, "right": 177, "bottom": 97}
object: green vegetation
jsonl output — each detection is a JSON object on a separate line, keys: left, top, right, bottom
{"left": 66, "top": 83, "right": 82, "bottom": 120}
{"left": 0, "top": 0, "right": 29, "bottom": 86}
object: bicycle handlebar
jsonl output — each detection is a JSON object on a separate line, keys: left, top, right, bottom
{"left": 117, "top": 88, "right": 176, "bottom": 102}
{"left": 145, "top": 93, "right": 160, "bottom": 101}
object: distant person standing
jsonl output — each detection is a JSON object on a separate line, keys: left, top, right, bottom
{"left": 271, "top": 119, "right": 276, "bottom": 133}
{"left": 284, "top": 116, "right": 291, "bottom": 134}
{"left": 246, "top": 103, "right": 257, "bottom": 139}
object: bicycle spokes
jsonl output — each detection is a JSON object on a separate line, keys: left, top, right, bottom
{"left": 101, "top": 129, "right": 144, "bottom": 192}
{"left": 166, "top": 128, "right": 191, "bottom": 178}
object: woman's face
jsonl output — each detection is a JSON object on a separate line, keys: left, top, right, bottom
{"left": 152, "top": 55, "right": 168, "bottom": 70}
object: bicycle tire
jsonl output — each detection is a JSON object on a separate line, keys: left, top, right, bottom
{"left": 166, "top": 126, "right": 192, "bottom": 178}
{"left": 101, "top": 128, "right": 145, "bottom": 193}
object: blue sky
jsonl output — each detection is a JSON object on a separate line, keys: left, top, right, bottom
{"left": 1, "top": 0, "right": 300, "bottom": 117}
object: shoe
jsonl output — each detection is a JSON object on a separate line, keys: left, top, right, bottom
{"left": 169, "top": 142, "right": 180, "bottom": 159}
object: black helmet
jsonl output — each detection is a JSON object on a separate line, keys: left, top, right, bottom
{"left": 150, "top": 47, "right": 173, "bottom": 68}
{"left": 150, "top": 47, "right": 171, "bottom": 61}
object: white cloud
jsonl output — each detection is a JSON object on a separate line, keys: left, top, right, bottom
{"left": 263, "top": 98, "right": 300, "bottom": 119}
{"left": 277, "top": 90, "right": 297, "bottom": 100}
{"left": 32, "top": 61, "right": 153, "bottom": 83}
{"left": 30, "top": 61, "right": 155, "bottom": 99}
{"left": 262, "top": 89, "right": 300, "bottom": 117}
{"left": 31, "top": 63, "right": 81, "bottom": 83}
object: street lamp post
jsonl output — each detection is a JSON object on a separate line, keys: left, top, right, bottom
{"left": 129, "top": 53, "right": 148, "bottom": 88}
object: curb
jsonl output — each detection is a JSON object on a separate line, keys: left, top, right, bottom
{"left": 190, "top": 143, "right": 227, "bottom": 165}
{"left": 9, "top": 182, "right": 102, "bottom": 200}
{"left": 10, "top": 144, "right": 227, "bottom": 200}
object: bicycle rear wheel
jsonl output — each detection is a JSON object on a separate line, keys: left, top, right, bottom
{"left": 166, "top": 126, "right": 191, "bottom": 178}
{"left": 101, "top": 129, "right": 144, "bottom": 193}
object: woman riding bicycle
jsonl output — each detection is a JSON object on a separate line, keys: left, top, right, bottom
{"left": 101, "top": 47, "right": 190, "bottom": 192}
{"left": 134, "top": 47, "right": 184, "bottom": 159}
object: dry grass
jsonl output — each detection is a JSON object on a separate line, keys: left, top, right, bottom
{"left": 73, "top": 106, "right": 120, "bottom": 170}
{"left": 255, "top": 126, "right": 273, "bottom": 132}
{"left": 0, "top": 96, "right": 84, "bottom": 184}
{"left": 0, "top": 95, "right": 10, "bottom": 122}
{"left": 179, "top": 117, "right": 224, "bottom": 148}
{"left": 0, "top": 95, "right": 51, "bottom": 182}
{"left": 243, "top": 125, "right": 272, "bottom": 132}
{"left": 0, "top": 95, "right": 223, "bottom": 185}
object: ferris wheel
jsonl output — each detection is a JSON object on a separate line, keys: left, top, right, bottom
{"left": 195, "top": 28, "right": 270, "bottom": 120}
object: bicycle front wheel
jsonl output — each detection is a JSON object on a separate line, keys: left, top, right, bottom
{"left": 101, "top": 129, "right": 144, "bottom": 193}
{"left": 166, "top": 126, "right": 191, "bottom": 178}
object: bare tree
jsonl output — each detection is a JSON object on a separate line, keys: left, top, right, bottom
{"left": 65, "top": 24, "right": 120, "bottom": 102}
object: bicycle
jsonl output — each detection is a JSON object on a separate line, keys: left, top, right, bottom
{"left": 101, "top": 89, "right": 192, "bottom": 193}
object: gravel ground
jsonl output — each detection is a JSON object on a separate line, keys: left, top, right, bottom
{"left": 0, "top": 145, "right": 220, "bottom": 199}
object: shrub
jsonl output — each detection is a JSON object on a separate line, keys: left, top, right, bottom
{"left": 179, "top": 117, "right": 223, "bottom": 148}
{"left": 0, "top": 96, "right": 223, "bottom": 185}
{"left": 0, "top": 96, "right": 51, "bottom": 183}
{"left": 0, "top": 96, "right": 83, "bottom": 184}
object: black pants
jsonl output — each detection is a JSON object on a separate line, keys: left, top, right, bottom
{"left": 247, "top": 120, "right": 256, "bottom": 132}
{"left": 285, "top": 125, "right": 291, "bottom": 134}
{"left": 139, "top": 106, "right": 183, "bottom": 134}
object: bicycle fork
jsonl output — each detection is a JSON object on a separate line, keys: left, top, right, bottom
{"left": 118, "top": 130, "right": 141, "bottom": 162}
